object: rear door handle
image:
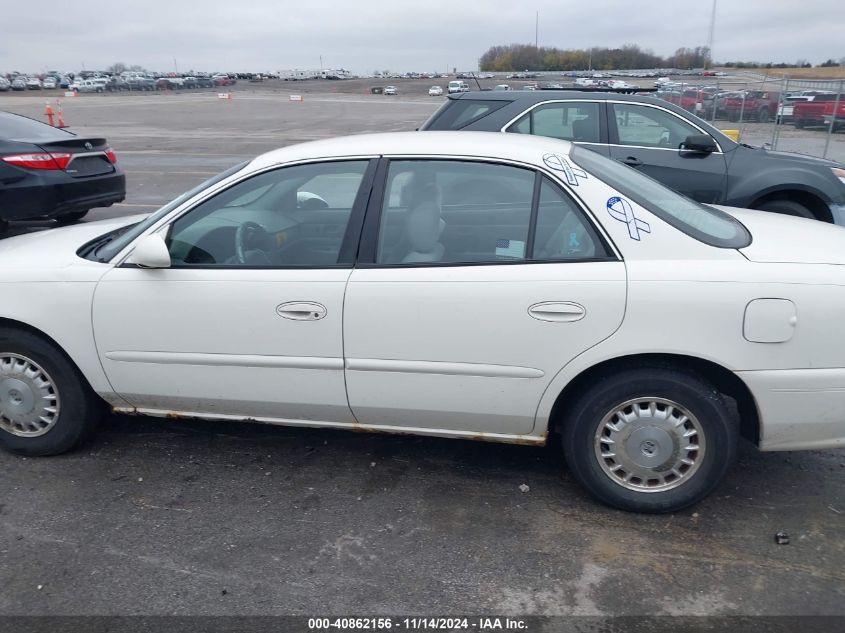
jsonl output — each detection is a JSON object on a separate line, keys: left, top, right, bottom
{"left": 622, "top": 156, "right": 643, "bottom": 167}
{"left": 276, "top": 301, "right": 327, "bottom": 321}
{"left": 528, "top": 302, "right": 586, "bottom": 323}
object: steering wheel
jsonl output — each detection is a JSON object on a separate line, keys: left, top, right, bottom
{"left": 234, "top": 221, "right": 273, "bottom": 265}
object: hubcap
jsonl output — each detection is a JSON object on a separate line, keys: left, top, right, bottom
{"left": 594, "top": 397, "right": 706, "bottom": 493}
{"left": 0, "top": 354, "right": 61, "bottom": 437}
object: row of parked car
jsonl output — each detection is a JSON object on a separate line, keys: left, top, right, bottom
{"left": 655, "top": 86, "right": 844, "bottom": 128}
{"left": 0, "top": 75, "right": 64, "bottom": 91}
{"left": 0, "top": 73, "right": 239, "bottom": 93}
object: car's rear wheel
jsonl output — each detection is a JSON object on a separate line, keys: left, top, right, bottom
{"left": 55, "top": 210, "right": 89, "bottom": 225}
{"left": 754, "top": 199, "right": 815, "bottom": 220}
{"left": 0, "top": 219, "right": 8, "bottom": 236}
{"left": 0, "top": 328, "right": 103, "bottom": 456}
{"left": 758, "top": 107, "right": 770, "bottom": 123}
{"left": 561, "top": 367, "right": 738, "bottom": 513}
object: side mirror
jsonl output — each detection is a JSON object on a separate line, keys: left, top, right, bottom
{"left": 681, "top": 134, "right": 718, "bottom": 153}
{"left": 126, "top": 233, "right": 171, "bottom": 268}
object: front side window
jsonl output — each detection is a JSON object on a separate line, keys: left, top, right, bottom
{"left": 612, "top": 103, "right": 703, "bottom": 149}
{"left": 508, "top": 102, "right": 601, "bottom": 143}
{"left": 165, "top": 160, "right": 369, "bottom": 267}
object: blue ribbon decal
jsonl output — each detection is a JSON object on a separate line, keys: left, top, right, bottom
{"left": 607, "top": 196, "right": 651, "bottom": 241}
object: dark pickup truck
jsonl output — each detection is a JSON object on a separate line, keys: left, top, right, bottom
{"left": 793, "top": 94, "right": 844, "bottom": 129}
{"left": 422, "top": 90, "right": 845, "bottom": 224}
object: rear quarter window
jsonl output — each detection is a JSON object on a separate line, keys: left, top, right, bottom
{"left": 423, "top": 99, "right": 510, "bottom": 130}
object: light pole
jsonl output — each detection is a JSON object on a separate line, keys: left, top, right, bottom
{"left": 706, "top": 0, "right": 717, "bottom": 69}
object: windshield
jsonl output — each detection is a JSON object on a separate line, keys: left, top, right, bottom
{"left": 87, "top": 160, "right": 249, "bottom": 262}
{"left": 570, "top": 146, "right": 751, "bottom": 249}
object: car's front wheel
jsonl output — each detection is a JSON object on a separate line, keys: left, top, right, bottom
{"left": 0, "top": 328, "right": 103, "bottom": 456}
{"left": 562, "top": 367, "right": 738, "bottom": 513}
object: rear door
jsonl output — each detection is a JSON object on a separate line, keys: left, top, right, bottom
{"left": 343, "top": 158, "right": 626, "bottom": 437}
{"left": 607, "top": 102, "right": 728, "bottom": 203}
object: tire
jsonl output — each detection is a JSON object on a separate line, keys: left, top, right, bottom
{"left": 727, "top": 111, "right": 739, "bottom": 122}
{"left": 0, "top": 219, "right": 8, "bottom": 237}
{"left": 55, "top": 210, "right": 89, "bottom": 225}
{"left": 561, "top": 367, "right": 738, "bottom": 513}
{"left": 754, "top": 199, "right": 815, "bottom": 220}
{"left": 0, "top": 328, "right": 104, "bottom": 456}
{"left": 794, "top": 119, "right": 804, "bottom": 129}
{"left": 757, "top": 107, "right": 770, "bottom": 123}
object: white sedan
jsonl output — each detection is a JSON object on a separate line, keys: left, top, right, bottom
{"left": 1, "top": 131, "right": 844, "bottom": 512}
{"left": 428, "top": 86, "right": 443, "bottom": 96}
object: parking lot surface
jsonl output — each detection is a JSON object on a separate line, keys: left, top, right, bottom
{"left": 0, "top": 88, "right": 843, "bottom": 616}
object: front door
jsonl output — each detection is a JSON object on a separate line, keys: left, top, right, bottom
{"left": 608, "top": 102, "right": 728, "bottom": 204}
{"left": 92, "top": 159, "right": 375, "bottom": 422}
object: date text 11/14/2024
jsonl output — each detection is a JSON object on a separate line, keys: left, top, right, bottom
{"left": 307, "top": 617, "right": 528, "bottom": 630}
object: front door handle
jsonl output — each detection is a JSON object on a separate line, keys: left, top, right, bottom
{"left": 276, "top": 301, "right": 327, "bottom": 321}
{"left": 528, "top": 302, "right": 586, "bottom": 323}
{"left": 622, "top": 156, "right": 643, "bottom": 167}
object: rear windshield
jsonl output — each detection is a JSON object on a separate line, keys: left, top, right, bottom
{"left": 0, "top": 112, "right": 75, "bottom": 141}
{"left": 570, "top": 146, "right": 751, "bottom": 249}
{"left": 423, "top": 99, "right": 509, "bottom": 130}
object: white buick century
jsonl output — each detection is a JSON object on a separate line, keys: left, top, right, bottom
{"left": 1, "top": 132, "right": 844, "bottom": 512}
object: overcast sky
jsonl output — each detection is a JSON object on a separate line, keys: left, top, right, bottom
{"left": 0, "top": 0, "right": 840, "bottom": 73}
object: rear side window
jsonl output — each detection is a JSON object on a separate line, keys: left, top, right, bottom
{"left": 507, "top": 102, "right": 601, "bottom": 143}
{"left": 423, "top": 99, "right": 509, "bottom": 130}
{"left": 373, "top": 160, "right": 612, "bottom": 266}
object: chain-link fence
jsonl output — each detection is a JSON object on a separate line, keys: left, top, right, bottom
{"left": 652, "top": 74, "right": 844, "bottom": 162}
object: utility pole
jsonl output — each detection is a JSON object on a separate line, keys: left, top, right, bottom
{"left": 706, "top": 0, "right": 717, "bottom": 69}
{"left": 535, "top": 11, "right": 539, "bottom": 48}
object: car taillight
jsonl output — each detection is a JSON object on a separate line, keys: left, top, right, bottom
{"left": 105, "top": 149, "right": 117, "bottom": 163}
{"left": 1, "top": 152, "right": 72, "bottom": 170}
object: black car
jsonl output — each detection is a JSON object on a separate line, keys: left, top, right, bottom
{"left": 0, "top": 111, "right": 125, "bottom": 235}
{"left": 422, "top": 90, "right": 845, "bottom": 223}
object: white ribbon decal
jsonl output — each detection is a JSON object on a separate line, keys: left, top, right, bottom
{"left": 607, "top": 196, "right": 651, "bottom": 241}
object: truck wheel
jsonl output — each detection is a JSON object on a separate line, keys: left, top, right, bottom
{"left": 794, "top": 120, "right": 804, "bottom": 129}
{"left": 727, "top": 111, "right": 739, "bottom": 122}
{"left": 757, "top": 107, "right": 770, "bottom": 123}
{"left": 754, "top": 199, "right": 815, "bottom": 220}
{"left": 561, "top": 367, "right": 738, "bottom": 513}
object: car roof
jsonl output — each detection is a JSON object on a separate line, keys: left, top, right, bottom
{"left": 250, "top": 131, "right": 574, "bottom": 170}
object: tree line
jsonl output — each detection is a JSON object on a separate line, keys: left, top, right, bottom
{"left": 479, "top": 44, "right": 711, "bottom": 71}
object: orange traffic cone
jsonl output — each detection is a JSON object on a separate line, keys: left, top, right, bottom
{"left": 44, "top": 102, "right": 55, "bottom": 127}
{"left": 56, "top": 100, "right": 66, "bottom": 128}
